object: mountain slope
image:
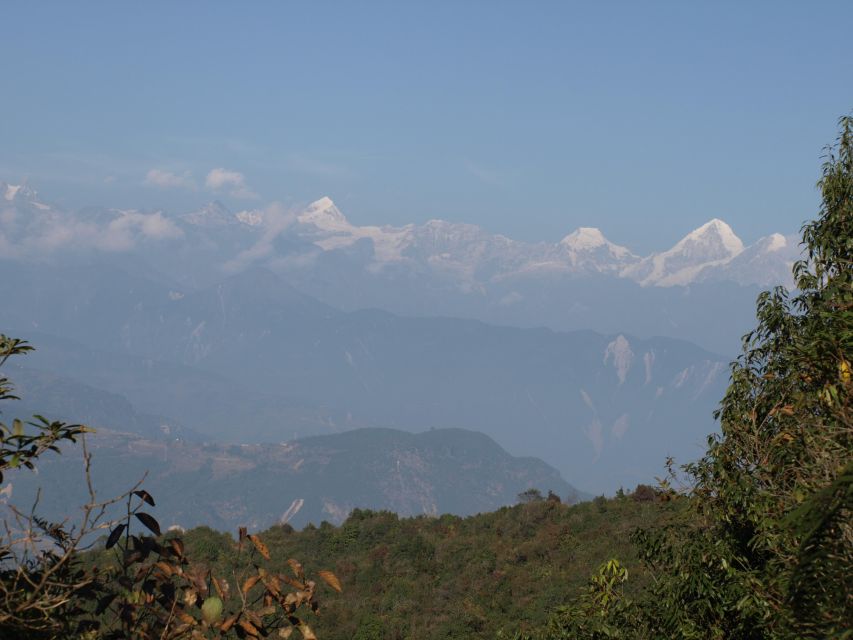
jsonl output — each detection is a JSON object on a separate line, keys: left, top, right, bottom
{"left": 1, "top": 264, "right": 727, "bottom": 491}
{"left": 6, "top": 427, "right": 580, "bottom": 531}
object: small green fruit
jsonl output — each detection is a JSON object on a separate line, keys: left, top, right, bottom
{"left": 201, "top": 596, "right": 223, "bottom": 624}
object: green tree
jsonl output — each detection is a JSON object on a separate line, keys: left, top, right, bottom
{"left": 630, "top": 115, "right": 852, "bottom": 638}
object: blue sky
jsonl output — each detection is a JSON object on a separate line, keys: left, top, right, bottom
{"left": 1, "top": 1, "right": 851, "bottom": 252}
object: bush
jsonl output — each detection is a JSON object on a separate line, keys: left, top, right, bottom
{"left": 630, "top": 485, "right": 656, "bottom": 502}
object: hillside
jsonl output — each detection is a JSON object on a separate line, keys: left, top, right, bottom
{"left": 6, "top": 427, "right": 580, "bottom": 531}
{"left": 0, "top": 266, "right": 728, "bottom": 492}
{"left": 82, "top": 493, "right": 672, "bottom": 640}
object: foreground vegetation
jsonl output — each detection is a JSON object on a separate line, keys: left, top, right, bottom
{"left": 163, "top": 493, "right": 668, "bottom": 639}
{"left": 520, "top": 116, "right": 852, "bottom": 639}
{"left": 1, "top": 114, "right": 850, "bottom": 638}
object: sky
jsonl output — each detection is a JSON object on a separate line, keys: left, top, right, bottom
{"left": 1, "top": 1, "right": 851, "bottom": 253}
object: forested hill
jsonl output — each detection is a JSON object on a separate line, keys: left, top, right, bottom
{"left": 87, "top": 492, "right": 670, "bottom": 640}
{"left": 8, "top": 427, "right": 581, "bottom": 531}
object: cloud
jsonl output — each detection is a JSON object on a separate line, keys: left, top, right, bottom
{"left": 205, "top": 168, "right": 257, "bottom": 199}
{"left": 105, "top": 211, "right": 184, "bottom": 245}
{"left": 223, "top": 202, "right": 296, "bottom": 272}
{"left": 145, "top": 168, "right": 195, "bottom": 189}
{"left": 0, "top": 207, "right": 183, "bottom": 259}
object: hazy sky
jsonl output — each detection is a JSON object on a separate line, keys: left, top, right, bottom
{"left": 1, "top": 1, "right": 851, "bottom": 252}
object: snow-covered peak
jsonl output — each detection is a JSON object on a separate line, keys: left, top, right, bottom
{"left": 559, "top": 227, "right": 634, "bottom": 262}
{"left": 298, "top": 197, "right": 350, "bottom": 231}
{"left": 675, "top": 219, "right": 744, "bottom": 256}
{"left": 561, "top": 227, "right": 607, "bottom": 250}
{"left": 694, "top": 232, "right": 801, "bottom": 287}
{"left": 621, "top": 219, "right": 744, "bottom": 287}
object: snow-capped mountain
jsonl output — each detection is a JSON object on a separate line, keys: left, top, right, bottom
{"left": 0, "top": 184, "right": 796, "bottom": 289}
{"left": 695, "top": 232, "right": 800, "bottom": 287}
{"left": 559, "top": 227, "right": 637, "bottom": 272}
{"left": 291, "top": 197, "right": 639, "bottom": 282}
{"left": 621, "top": 219, "right": 745, "bottom": 287}
{"left": 0, "top": 185, "right": 802, "bottom": 353}
{"left": 288, "top": 197, "right": 795, "bottom": 288}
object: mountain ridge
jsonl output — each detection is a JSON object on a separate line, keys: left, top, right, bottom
{"left": 1, "top": 183, "right": 800, "bottom": 289}
{"left": 6, "top": 426, "right": 582, "bottom": 531}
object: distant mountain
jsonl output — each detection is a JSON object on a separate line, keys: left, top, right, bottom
{"left": 8, "top": 362, "right": 199, "bottom": 442}
{"left": 2, "top": 264, "right": 727, "bottom": 491}
{"left": 696, "top": 232, "right": 800, "bottom": 287}
{"left": 287, "top": 197, "right": 797, "bottom": 289}
{"left": 5, "top": 427, "right": 580, "bottom": 531}
{"left": 1, "top": 184, "right": 799, "bottom": 353}
{"left": 621, "top": 219, "right": 744, "bottom": 286}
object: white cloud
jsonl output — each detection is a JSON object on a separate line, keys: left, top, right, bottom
{"left": 0, "top": 208, "right": 183, "bottom": 259}
{"left": 205, "top": 167, "right": 258, "bottom": 199}
{"left": 223, "top": 202, "right": 295, "bottom": 272}
{"left": 145, "top": 168, "right": 195, "bottom": 190}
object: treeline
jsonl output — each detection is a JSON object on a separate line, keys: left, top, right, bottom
{"left": 153, "top": 491, "right": 669, "bottom": 639}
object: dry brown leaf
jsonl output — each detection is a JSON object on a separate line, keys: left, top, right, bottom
{"left": 220, "top": 614, "right": 239, "bottom": 632}
{"left": 298, "top": 622, "right": 317, "bottom": 640}
{"left": 177, "top": 612, "right": 196, "bottom": 626}
{"left": 242, "top": 574, "right": 261, "bottom": 595}
{"left": 244, "top": 609, "right": 264, "bottom": 627}
{"left": 261, "top": 572, "right": 282, "bottom": 597}
{"left": 287, "top": 558, "right": 304, "bottom": 579}
{"left": 169, "top": 537, "right": 185, "bottom": 558}
{"left": 211, "top": 574, "right": 226, "bottom": 599}
{"left": 239, "top": 618, "right": 261, "bottom": 637}
{"left": 249, "top": 534, "right": 271, "bottom": 560}
{"left": 317, "top": 570, "right": 342, "bottom": 593}
{"left": 281, "top": 574, "right": 307, "bottom": 591}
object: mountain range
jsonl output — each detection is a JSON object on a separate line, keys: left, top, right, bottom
{"left": 2, "top": 260, "right": 727, "bottom": 492}
{"left": 1, "top": 182, "right": 800, "bottom": 354}
{"left": 0, "top": 181, "right": 795, "bottom": 496}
